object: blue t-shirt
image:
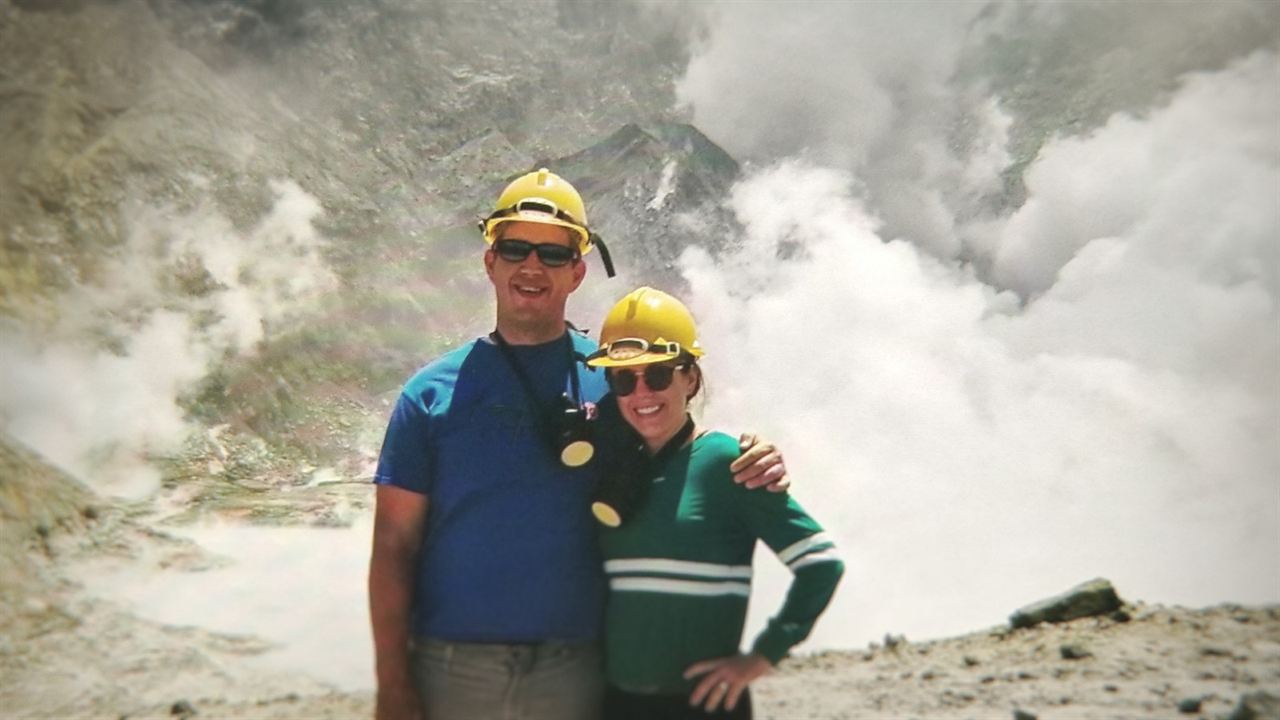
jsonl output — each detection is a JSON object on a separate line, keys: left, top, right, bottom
{"left": 374, "top": 330, "right": 609, "bottom": 642}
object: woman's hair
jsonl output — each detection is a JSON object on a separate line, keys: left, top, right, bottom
{"left": 681, "top": 355, "right": 707, "bottom": 415}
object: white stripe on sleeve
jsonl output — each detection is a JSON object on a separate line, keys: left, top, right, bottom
{"left": 788, "top": 548, "right": 842, "bottom": 572}
{"left": 776, "top": 532, "right": 834, "bottom": 564}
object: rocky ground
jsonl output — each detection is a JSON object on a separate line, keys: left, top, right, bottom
{"left": 756, "top": 604, "right": 1280, "bottom": 720}
{"left": 3, "top": 439, "right": 1277, "bottom": 720}
{"left": 9, "top": 596, "right": 1279, "bottom": 720}
{"left": 82, "top": 606, "right": 1280, "bottom": 720}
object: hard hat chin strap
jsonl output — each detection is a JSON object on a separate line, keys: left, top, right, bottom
{"left": 592, "top": 234, "right": 616, "bottom": 278}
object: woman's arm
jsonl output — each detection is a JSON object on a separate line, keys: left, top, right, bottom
{"left": 751, "top": 529, "right": 845, "bottom": 662}
{"left": 685, "top": 484, "right": 845, "bottom": 712}
{"left": 683, "top": 555, "right": 844, "bottom": 712}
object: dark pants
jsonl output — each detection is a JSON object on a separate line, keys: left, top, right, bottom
{"left": 603, "top": 684, "right": 753, "bottom": 720}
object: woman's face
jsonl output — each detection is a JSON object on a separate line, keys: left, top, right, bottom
{"left": 609, "top": 361, "right": 698, "bottom": 452}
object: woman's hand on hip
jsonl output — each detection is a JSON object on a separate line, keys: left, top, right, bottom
{"left": 684, "top": 652, "right": 773, "bottom": 713}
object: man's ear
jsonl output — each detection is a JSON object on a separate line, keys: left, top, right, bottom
{"left": 570, "top": 255, "right": 587, "bottom": 290}
{"left": 484, "top": 248, "right": 497, "bottom": 280}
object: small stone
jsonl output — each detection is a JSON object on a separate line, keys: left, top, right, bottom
{"left": 1110, "top": 609, "right": 1132, "bottom": 623}
{"left": 1177, "top": 697, "right": 1203, "bottom": 713}
{"left": 921, "top": 670, "right": 938, "bottom": 680}
{"left": 1201, "top": 646, "right": 1233, "bottom": 658}
{"left": 980, "top": 675, "right": 996, "bottom": 684}
{"left": 1013, "top": 710, "right": 1038, "bottom": 720}
{"left": 1017, "top": 671, "right": 1038, "bottom": 680}
{"left": 1060, "top": 644, "right": 1093, "bottom": 660}
{"left": 963, "top": 655, "right": 980, "bottom": 667}
{"left": 170, "top": 700, "right": 196, "bottom": 716}
{"left": 1104, "top": 684, "right": 1119, "bottom": 693}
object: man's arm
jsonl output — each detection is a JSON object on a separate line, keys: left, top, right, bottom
{"left": 370, "top": 484, "right": 430, "bottom": 720}
{"left": 731, "top": 433, "right": 790, "bottom": 492}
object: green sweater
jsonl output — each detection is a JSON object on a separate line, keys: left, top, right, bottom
{"left": 600, "top": 431, "right": 844, "bottom": 694}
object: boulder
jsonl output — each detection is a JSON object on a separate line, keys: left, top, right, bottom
{"left": 1009, "top": 579, "right": 1123, "bottom": 629}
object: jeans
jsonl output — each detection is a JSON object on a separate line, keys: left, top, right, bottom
{"left": 411, "top": 638, "right": 603, "bottom": 720}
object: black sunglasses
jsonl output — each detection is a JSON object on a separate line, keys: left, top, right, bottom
{"left": 606, "top": 363, "right": 688, "bottom": 397}
{"left": 493, "top": 239, "right": 580, "bottom": 268}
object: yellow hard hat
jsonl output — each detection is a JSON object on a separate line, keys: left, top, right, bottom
{"left": 480, "top": 168, "right": 593, "bottom": 255}
{"left": 587, "top": 287, "right": 705, "bottom": 368}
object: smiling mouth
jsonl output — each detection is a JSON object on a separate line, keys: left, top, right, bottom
{"left": 514, "top": 283, "right": 548, "bottom": 298}
{"left": 634, "top": 404, "right": 662, "bottom": 416}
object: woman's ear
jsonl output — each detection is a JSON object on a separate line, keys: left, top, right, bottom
{"left": 686, "top": 364, "right": 702, "bottom": 400}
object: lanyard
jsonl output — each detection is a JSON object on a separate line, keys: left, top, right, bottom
{"left": 490, "top": 328, "right": 584, "bottom": 451}
{"left": 645, "top": 415, "right": 696, "bottom": 477}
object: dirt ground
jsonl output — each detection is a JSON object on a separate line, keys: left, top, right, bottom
{"left": 5, "top": 590, "right": 1277, "bottom": 719}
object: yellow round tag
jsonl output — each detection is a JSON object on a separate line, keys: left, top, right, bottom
{"left": 592, "top": 501, "right": 622, "bottom": 527}
{"left": 561, "top": 440, "right": 595, "bottom": 468}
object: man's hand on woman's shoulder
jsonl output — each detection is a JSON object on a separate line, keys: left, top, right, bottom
{"left": 732, "top": 433, "right": 790, "bottom": 492}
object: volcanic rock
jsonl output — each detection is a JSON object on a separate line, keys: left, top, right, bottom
{"left": 1010, "top": 578, "right": 1123, "bottom": 629}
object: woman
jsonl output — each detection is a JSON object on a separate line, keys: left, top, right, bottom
{"left": 586, "top": 287, "right": 844, "bottom": 719}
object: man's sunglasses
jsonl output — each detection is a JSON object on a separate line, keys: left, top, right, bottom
{"left": 493, "top": 239, "right": 580, "bottom": 268}
{"left": 606, "top": 363, "right": 688, "bottom": 397}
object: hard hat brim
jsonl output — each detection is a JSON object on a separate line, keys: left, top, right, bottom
{"left": 587, "top": 353, "right": 675, "bottom": 368}
{"left": 586, "top": 349, "right": 704, "bottom": 368}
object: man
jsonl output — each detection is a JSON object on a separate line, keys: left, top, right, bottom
{"left": 369, "top": 169, "right": 788, "bottom": 720}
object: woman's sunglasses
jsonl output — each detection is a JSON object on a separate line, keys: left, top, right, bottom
{"left": 493, "top": 239, "right": 580, "bottom": 268}
{"left": 606, "top": 363, "right": 688, "bottom": 397}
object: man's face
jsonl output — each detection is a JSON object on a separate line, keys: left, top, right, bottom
{"left": 484, "top": 220, "right": 587, "bottom": 330}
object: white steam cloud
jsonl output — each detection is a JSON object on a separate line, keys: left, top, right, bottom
{"left": 0, "top": 180, "right": 333, "bottom": 497}
{"left": 677, "top": 1, "right": 1008, "bottom": 260}
{"left": 77, "top": 519, "right": 374, "bottom": 691}
{"left": 985, "top": 51, "right": 1280, "bottom": 303}
{"left": 683, "top": 52, "right": 1279, "bottom": 648}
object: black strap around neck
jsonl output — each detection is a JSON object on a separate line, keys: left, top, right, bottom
{"left": 646, "top": 415, "right": 696, "bottom": 476}
{"left": 490, "top": 328, "right": 583, "bottom": 453}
